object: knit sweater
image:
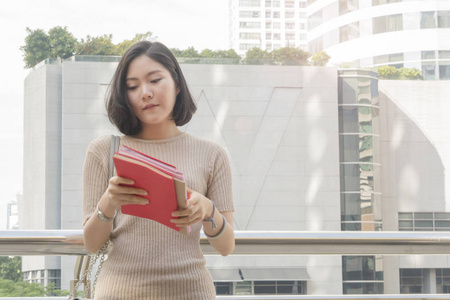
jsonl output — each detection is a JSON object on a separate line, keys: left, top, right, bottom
{"left": 82, "top": 132, "right": 234, "bottom": 300}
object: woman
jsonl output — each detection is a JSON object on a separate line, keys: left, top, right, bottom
{"left": 82, "top": 41, "right": 234, "bottom": 299}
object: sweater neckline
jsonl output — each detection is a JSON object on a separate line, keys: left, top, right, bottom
{"left": 121, "top": 132, "right": 187, "bottom": 144}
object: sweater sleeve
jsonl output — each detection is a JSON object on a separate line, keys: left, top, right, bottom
{"left": 206, "top": 144, "right": 234, "bottom": 213}
{"left": 82, "top": 142, "right": 109, "bottom": 226}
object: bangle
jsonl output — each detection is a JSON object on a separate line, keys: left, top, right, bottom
{"left": 204, "top": 214, "right": 227, "bottom": 240}
{"left": 96, "top": 202, "right": 117, "bottom": 222}
{"left": 202, "top": 200, "right": 216, "bottom": 230}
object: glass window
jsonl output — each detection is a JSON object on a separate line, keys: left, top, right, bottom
{"left": 339, "top": 0, "right": 358, "bottom": 15}
{"left": 266, "top": 32, "right": 271, "bottom": 40}
{"left": 266, "top": 21, "right": 272, "bottom": 29}
{"left": 387, "top": 14, "right": 403, "bottom": 31}
{"left": 439, "top": 51, "right": 450, "bottom": 59}
{"left": 399, "top": 212, "right": 413, "bottom": 219}
{"left": 440, "top": 65, "right": 450, "bottom": 80}
{"left": 400, "top": 269, "right": 424, "bottom": 294}
{"left": 215, "top": 282, "right": 233, "bottom": 295}
{"left": 414, "top": 212, "right": 433, "bottom": 219}
{"left": 239, "top": 22, "right": 261, "bottom": 28}
{"left": 373, "top": 16, "right": 386, "bottom": 34}
{"left": 339, "top": 106, "right": 358, "bottom": 132}
{"left": 403, "top": 12, "right": 420, "bottom": 30}
{"left": 422, "top": 51, "right": 436, "bottom": 60}
{"left": 299, "top": 23, "right": 306, "bottom": 30}
{"left": 299, "top": 1, "right": 307, "bottom": 8}
{"left": 273, "top": 11, "right": 280, "bottom": 18}
{"left": 285, "top": 11, "right": 295, "bottom": 18}
{"left": 240, "top": 11, "right": 260, "bottom": 18}
{"left": 308, "top": 9, "right": 323, "bottom": 31}
{"left": 285, "top": 22, "right": 295, "bottom": 29}
{"left": 374, "top": 54, "right": 388, "bottom": 65}
{"left": 240, "top": 33, "right": 262, "bottom": 40}
{"left": 236, "top": 281, "right": 252, "bottom": 295}
{"left": 388, "top": 53, "right": 403, "bottom": 62}
{"left": 340, "top": 22, "right": 359, "bottom": 43}
{"left": 286, "top": 33, "right": 295, "bottom": 40}
{"left": 273, "top": 22, "right": 280, "bottom": 29}
{"left": 254, "top": 281, "right": 276, "bottom": 294}
{"left": 265, "top": 0, "right": 271, "bottom": 7}
{"left": 435, "top": 212, "right": 450, "bottom": 220}
{"left": 266, "top": 11, "right": 271, "bottom": 18}
{"left": 273, "top": 0, "right": 280, "bottom": 7}
{"left": 266, "top": 43, "right": 272, "bottom": 51}
{"left": 438, "top": 11, "right": 450, "bottom": 28}
{"left": 421, "top": 11, "right": 437, "bottom": 29}
{"left": 299, "top": 12, "right": 307, "bottom": 18}
{"left": 273, "top": 33, "right": 280, "bottom": 40}
{"left": 285, "top": 1, "right": 294, "bottom": 8}
{"left": 299, "top": 34, "right": 307, "bottom": 41}
{"left": 422, "top": 62, "right": 437, "bottom": 80}
{"left": 240, "top": 0, "right": 261, "bottom": 7}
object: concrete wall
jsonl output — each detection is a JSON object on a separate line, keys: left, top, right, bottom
{"left": 22, "top": 63, "right": 62, "bottom": 273}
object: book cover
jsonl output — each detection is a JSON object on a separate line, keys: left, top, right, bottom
{"left": 113, "top": 148, "right": 188, "bottom": 233}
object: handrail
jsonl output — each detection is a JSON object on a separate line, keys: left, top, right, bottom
{"left": 2, "top": 230, "right": 450, "bottom": 255}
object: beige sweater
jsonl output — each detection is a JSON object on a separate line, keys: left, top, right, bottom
{"left": 82, "top": 133, "right": 234, "bottom": 300}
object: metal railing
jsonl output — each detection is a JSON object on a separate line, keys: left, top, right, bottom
{"left": 2, "top": 230, "right": 450, "bottom": 299}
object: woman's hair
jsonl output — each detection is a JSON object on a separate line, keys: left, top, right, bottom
{"left": 105, "top": 41, "right": 197, "bottom": 135}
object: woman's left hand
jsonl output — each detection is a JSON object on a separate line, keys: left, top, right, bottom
{"left": 170, "top": 187, "right": 213, "bottom": 227}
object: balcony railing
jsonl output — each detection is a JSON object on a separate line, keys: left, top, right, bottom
{"left": 2, "top": 230, "right": 450, "bottom": 299}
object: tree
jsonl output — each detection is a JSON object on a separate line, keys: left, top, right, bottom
{"left": 243, "top": 47, "right": 272, "bottom": 64}
{"left": 20, "top": 27, "right": 51, "bottom": 68}
{"left": 48, "top": 26, "right": 78, "bottom": 59}
{"left": 311, "top": 50, "right": 331, "bottom": 66}
{"left": 271, "top": 47, "right": 310, "bottom": 65}
{"left": 77, "top": 34, "right": 118, "bottom": 56}
{"left": 199, "top": 49, "right": 215, "bottom": 58}
{"left": 399, "top": 67, "right": 423, "bottom": 80}
{"left": 0, "top": 256, "right": 21, "bottom": 282}
{"left": 377, "top": 65, "right": 399, "bottom": 79}
{"left": 116, "top": 32, "right": 157, "bottom": 55}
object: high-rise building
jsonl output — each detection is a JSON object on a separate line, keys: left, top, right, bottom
{"left": 23, "top": 56, "right": 450, "bottom": 296}
{"left": 230, "top": 0, "right": 308, "bottom": 55}
{"left": 308, "top": 0, "right": 450, "bottom": 79}
{"left": 6, "top": 194, "right": 20, "bottom": 230}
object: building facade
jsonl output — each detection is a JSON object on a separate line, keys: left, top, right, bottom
{"left": 22, "top": 56, "right": 450, "bottom": 295}
{"left": 308, "top": 0, "right": 450, "bottom": 80}
{"left": 230, "top": 0, "right": 308, "bottom": 55}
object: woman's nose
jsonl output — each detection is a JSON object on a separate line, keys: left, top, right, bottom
{"left": 141, "top": 83, "right": 153, "bottom": 100}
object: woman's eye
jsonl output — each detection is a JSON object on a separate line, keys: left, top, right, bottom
{"left": 151, "top": 78, "right": 161, "bottom": 84}
{"left": 127, "top": 86, "right": 138, "bottom": 90}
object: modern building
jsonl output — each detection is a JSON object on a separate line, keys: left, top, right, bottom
{"left": 230, "top": 0, "right": 308, "bottom": 55}
{"left": 22, "top": 56, "right": 450, "bottom": 295}
{"left": 6, "top": 194, "right": 20, "bottom": 230}
{"left": 308, "top": 0, "right": 450, "bottom": 80}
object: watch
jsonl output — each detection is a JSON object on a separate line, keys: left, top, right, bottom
{"left": 96, "top": 202, "right": 117, "bottom": 222}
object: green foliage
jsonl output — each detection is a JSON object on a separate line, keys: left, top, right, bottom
{"left": 116, "top": 32, "right": 156, "bottom": 55}
{"left": 377, "top": 66, "right": 423, "bottom": 80}
{"left": 20, "top": 28, "right": 52, "bottom": 68}
{"left": 271, "top": 47, "right": 311, "bottom": 65}
{"left": 77, "top": 34, "right": 118, "bottom": 56}
{"left": 0, "top": 256, "right": 22, "bottom": 282}
{"left": 243, "top": 47, "right": 272, "bottom": 64}
{"left": 0, "top": 278, "right": 70, "bottom": 297}
{"left": 311, "top": 50, "right": 331, "bottom": 66}
{"left": 48, "top": 26, "right": 78, "bottom": 59}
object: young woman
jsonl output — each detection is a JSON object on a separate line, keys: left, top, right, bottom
{"left": 82, "top": 41, "right": 234, "bottom": 299}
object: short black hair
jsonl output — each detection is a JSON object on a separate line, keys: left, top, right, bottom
{"left": 105, "top": 41, "right": 196, "bottom": 135}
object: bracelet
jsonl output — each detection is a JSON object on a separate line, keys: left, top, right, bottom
{"left": 96, "top": 202, "right": 117, "bottom": 222}
{"left": 202, "top": 200, "right": 217, "bottom": 230}
{"left": 204, "top": 214, "right": 227, "bottom": 240}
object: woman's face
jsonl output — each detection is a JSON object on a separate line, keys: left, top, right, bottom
{"left": 126, "top": 55, "right": 179, "bottom": 128}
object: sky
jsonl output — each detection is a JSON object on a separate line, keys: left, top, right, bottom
{"left": 0, "top": 0, "right": 229, "bottom": 230}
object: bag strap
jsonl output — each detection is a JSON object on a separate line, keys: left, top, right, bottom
{"left": 109, "top": 135, "right": 120, "bottom": 178}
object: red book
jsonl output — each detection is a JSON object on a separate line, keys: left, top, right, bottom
{"left": 113, "top": 147, "right": 188, "bottom": 233}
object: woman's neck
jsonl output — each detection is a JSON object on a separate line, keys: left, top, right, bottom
{"left": 133, "top": 122, "right": 181, "bottom": 140}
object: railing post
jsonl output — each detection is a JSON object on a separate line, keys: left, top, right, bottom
{"left": 70, "top": 255, "right": 91, "bottom": 298}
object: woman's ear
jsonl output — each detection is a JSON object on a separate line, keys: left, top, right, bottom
{"left": 176, "top": 85, "right": 181, "bottom": 95}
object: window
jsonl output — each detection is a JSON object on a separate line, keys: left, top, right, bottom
{"left": 273, "top": 0, "right": 280, "bottom": 7}
{"left": 399, "top": 212, "right": 450, "bottom": 231}
{"left": 299, "top": 22, "right": 306, "bottom": 30}
{"left": 285, "top": 11, "right": 295, "bottom": 18}
{"left": 422, "top": 51, "right": 435, "bottom": 60}
{"left": 266, "top": 43, "right": 272, "bottom": 50}
{"left": 266, "top": 21, "right": 272, "bottom": 28}
{"left": 273, "top": 33, "right": 281, "bottom": 40}
{"left": 240, "top": 43, "right": 261, "bottom": 50}
{"left": 240, "top": 33, "right": 261, "bottom": 40}
{"left": 273, "top": 11, "right": 280, "bottom": 18}
{"left": 299, "top": 34, "right": 307, "bottom": 40}
{"left": 299, "top": 12, "right": 307, "bottom": 18}
{"left": 299, "top": 1, "right": 307, "bottom": 8}
{"left": 400, "top": 269, "right": 423, "bottom": 294}
{"left": 421, "top": 11, "right": 437, "bottom": 29}
{"left": 240, "top": 22, "right": 261, "bottom": 28}
{"left": 436, "top": 269, "right": 450, "bottom": 293}
{"left": 373, "top": 0, "right": 401, "bottom": 5}
{"left": 340, "top": 0, "right": 358, "bottom": 15}
{"left": 285, "top": 1, "right": 294, "bottom": 8}
{"left": 285, "top": 22, "right": 295, "bottom": 30}
{"left": 266, "top": 32, "right": 271, "bottom": 40}
{"left": 273, "top": 22, "right": 280, "bottom": 29}
{"left": 240, "top": 11, "right": 260, "bottom": 18}
{"left": 265, "top": 11, "right": 271, "bottom": 18}
{"left": 438, "top": 11, "right": 450, "bottom": 28}
{"left": 342, "top": 256, "right": 384, "bottom": 294}
{"left": 340, "top": 22, "right": 359, "bottom": 42}
{"left": 265, "top": 0, "right": 271, "bottom": 6}
{"left": 439, "top": 50, "right": 450, "bottom": 59}
{"left": 309, "top": 9, "right": 323, "bottom": 30}
{"left": 239, "top": 0, "right": 261, "bottom": 7}
{"left": 373, "top": 14, "right": 402, "bottom": 34}
{"left": 286, "top": 33, "right": 295, "bottom": 40}
{"left": 215, "top": 282, "right": 233, "bottom": 295}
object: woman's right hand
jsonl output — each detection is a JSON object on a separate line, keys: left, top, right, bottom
{"left": 104, "top": 176, "right": 149, "bottom": 210}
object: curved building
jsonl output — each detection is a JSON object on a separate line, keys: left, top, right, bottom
{"left": 308, "top": 0, "right": 450, "bottom": 80}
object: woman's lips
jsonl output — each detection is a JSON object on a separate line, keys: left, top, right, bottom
{"left": 143, "top": 104, "right": 158, "bottom": 110}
